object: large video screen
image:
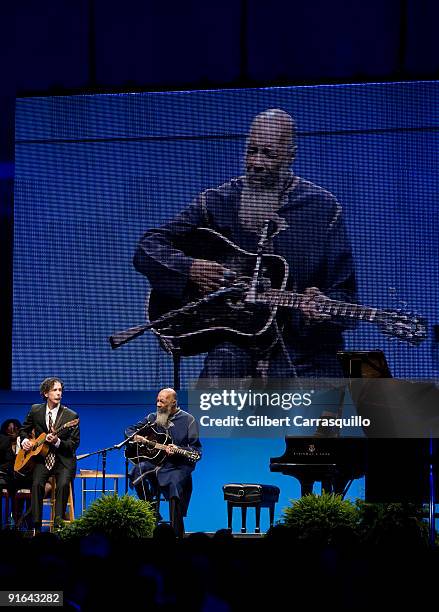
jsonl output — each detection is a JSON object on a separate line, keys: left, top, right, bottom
{"left": 13, "top": 82, "right": 439, "bottom": 390}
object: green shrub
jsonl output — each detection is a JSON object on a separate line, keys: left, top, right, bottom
{"left": 280, "top": 492, "right": 359, "bottom": 545}
{"left": 279, "top": 494, "right": 430, "bottom": 548}
{"left": 356, "top": 500, "right": 429, "bottom": 548}
{"left": 56, "top": 494, "right": 156, "bottom": 541}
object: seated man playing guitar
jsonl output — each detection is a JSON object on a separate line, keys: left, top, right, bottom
{"left": 19, "top": 377, "right": 80, "bottom": 533}
{"left": 125, "top": 388, "right": 201, "bottom": 537}
{"left": 133, "top": 108, "right": 358, "bottom": 382}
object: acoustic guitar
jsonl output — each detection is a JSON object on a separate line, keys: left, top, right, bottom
{"left": 125, "top": 428, "right": 201, "bottom": 466}
{"left": 146, "top": 227, "right": 428, "bottom": 355}
{"left": 14, "top": 418, "right": 79, "bottom": 474}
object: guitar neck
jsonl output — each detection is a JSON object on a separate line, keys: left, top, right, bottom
{"left": 258, "top": 289, "right": 382, "bottom": 323}
{"left": 35, "top": 420, "right": 78, "bottom": 449}
{"left": 139, "top": 437, "right": 192, "bottom": 459}
{"left": 155, "top": 443, "right": 190, "bottom": 458}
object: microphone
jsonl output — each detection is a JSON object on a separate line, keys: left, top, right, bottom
{"left": 135, "top": 419, "right": 156, "bottom": 432}
{"left": 113, "top": 419, "right": 156, "bottom": 450}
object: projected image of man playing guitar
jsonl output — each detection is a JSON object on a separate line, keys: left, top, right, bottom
{"left": 127, "top": 107, "right": 427, "bottom": 384}
{"left": 132, "top": 109, "right": 359, "bottom": 382}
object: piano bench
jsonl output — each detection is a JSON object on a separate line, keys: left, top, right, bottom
{"left": 222, "top": 483, "right": 280, "bottom": 533}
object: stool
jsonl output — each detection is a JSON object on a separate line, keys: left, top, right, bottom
{"left": 222, "top": 483, "right": 280, "bottom": 533}
{"left": 42, "top": 476, "right": 75, "bottom": 531}
{"left": 77, "top": 470, "right": 124, "bottom": 514}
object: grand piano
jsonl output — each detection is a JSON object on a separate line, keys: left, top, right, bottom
{"left": 269, "top": 351, "right": 381, "bottom": 497}
{"left": 269, "top": 350, "right": 437, "bottom": 502}
{"left": 270, "top": 435, "right": 367, "bottom": 497}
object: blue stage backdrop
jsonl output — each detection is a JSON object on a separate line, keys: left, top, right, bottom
{"left": 13, "top": 81, "right": 439, "bottom": 389}
{"left": 0, "top": 392, "right": 364, "bottom": 533}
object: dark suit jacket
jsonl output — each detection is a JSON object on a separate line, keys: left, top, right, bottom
{"left": 19, "top": 403, "right": 80, "bottom": 473}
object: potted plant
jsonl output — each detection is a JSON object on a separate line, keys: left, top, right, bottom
{"left": 280, "top": 492, "right": 359, "bottom": 546}
{"left": 56, "top": 494, "right": 156, "bottom": 541}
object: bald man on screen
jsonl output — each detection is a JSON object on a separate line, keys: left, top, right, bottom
{"left": 134, "top": 109, "right": 356, "bottom": 382}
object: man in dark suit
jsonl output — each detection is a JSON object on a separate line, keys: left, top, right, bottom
{"left": 20, "top": 377, "right": 80, "bottom": 532}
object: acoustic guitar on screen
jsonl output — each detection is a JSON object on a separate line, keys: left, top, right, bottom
{"left": 147, "top": 228, "right": 429, "bottom": 353}
{"left": 14, "top": 419, "right": 79, "bottom": 475}
{"left": 109, "top": 228, "right": 428, "bottom": 354}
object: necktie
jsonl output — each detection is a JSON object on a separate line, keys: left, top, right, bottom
{"left": 45, "top": 411, "right": 55, "bottom": 470}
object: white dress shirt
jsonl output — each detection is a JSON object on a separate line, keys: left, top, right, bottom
{"left": 46, "top": 404, "right": 61, "bottom": 449}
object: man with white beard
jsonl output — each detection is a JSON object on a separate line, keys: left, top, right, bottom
{"left": 125, "top": 388, "right": 201, "bottom": 537}
{"left": 134, "top": 109, "right": 356, "bottom": 381}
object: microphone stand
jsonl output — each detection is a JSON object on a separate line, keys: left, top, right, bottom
{"left": 76, "top": 429, "right": 142, "bottom": 496}
{"left": 246, "top": 219, "right": 272, "bottom": 304}
{"left": 122, "top": 422, "right": 158, "bottom": 488}
{"left": 76, "top": 445, "right": 121, "bottom": 495}
{"left": 125, "top": 456, "right": 130, "bottom": 494}
{"left": 109, "top": 285, "right": 244, "bottom": 349}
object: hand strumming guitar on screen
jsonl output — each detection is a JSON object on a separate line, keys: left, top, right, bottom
{"left": 189, "top": 259, "right": 229, "bottom": 293}
{"left": 191, "top": 258, "right": 331, "bottom": 320}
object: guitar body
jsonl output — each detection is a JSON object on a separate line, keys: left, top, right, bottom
{"left": 14, "top": 433, "right": 50, "bottom": 473}
{"left": 148, "top": 227, "right": 289, "bottom": 356}
{"left": 125, "top": 427, "right": 171, "bottom": 466}
{"left": 125, "top": 427, "right": 201, "bottom": 466}
{"left": 144, "top": 227, "right": 428, "bottom": 352}
{"left": 14, "top": 418, "right": 79, "bottom": 475}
